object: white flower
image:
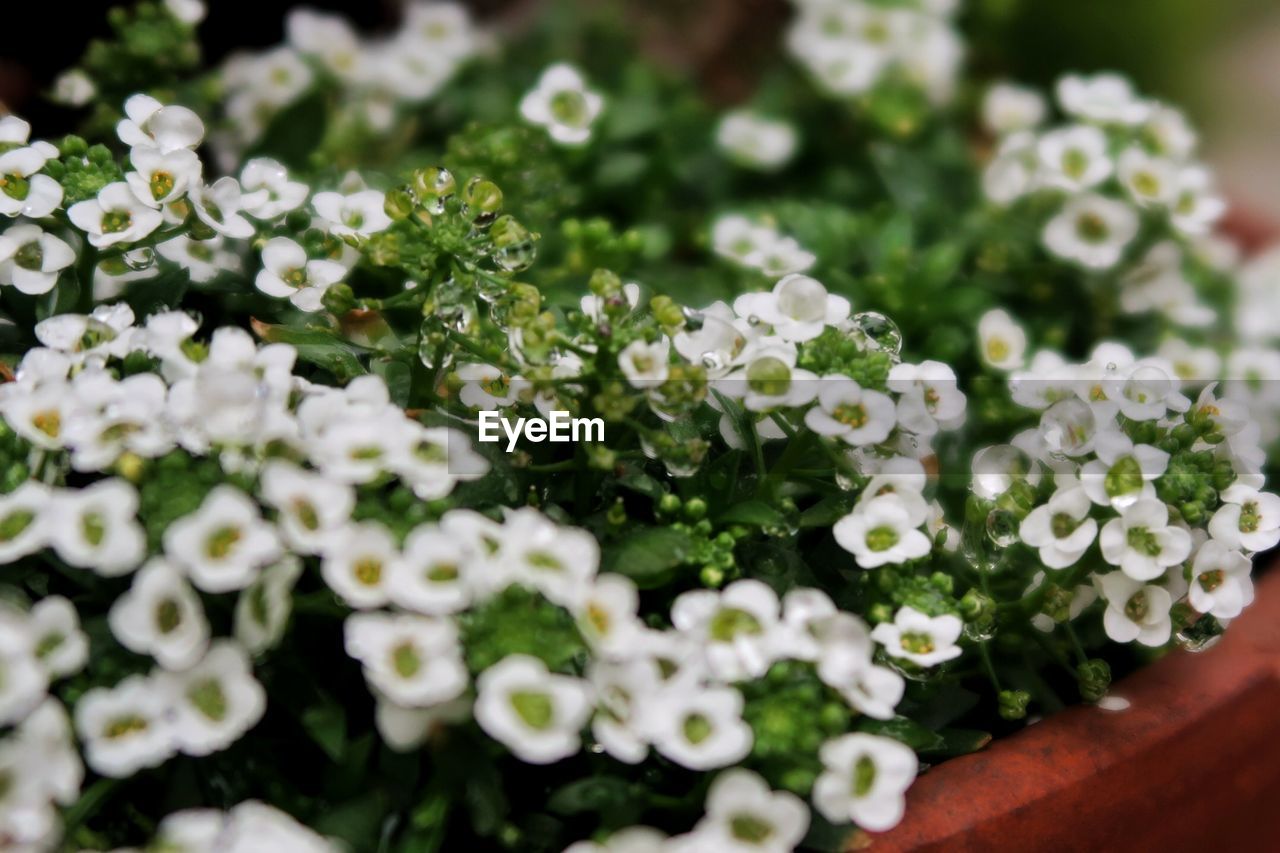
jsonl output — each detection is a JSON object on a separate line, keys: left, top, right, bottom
{"left": 1169, "top": 166, "right": 1226, "bottom": 236}
{"left": 374, "top": 696, "right": 470, "bottom": 752}
{"left": 344, "top": 612, "right": 468, "bottom": 708}
{"left": 109, "top": 558, "right": 210, "bottom": 670}
{"left": 520, "top": 64, "right": 604, "bottom": 146}
{"left": 392, "top": 425, "right": 489, "bottom": 502}
{"left": 0, "top": 146, "right": 63, "bottom": 218}
{"left": 982, "top": 131, "right": 1037, "bottom": 204}
{"left": 388, "top": 524, "right": 474, "bottom": 615}
{"left": 1099, "top": 498, "right": 1192, "bottom": 581}
{"left": 1188, "top": 540, "right": 1253, "bottom": 620}
{"left": 0, "top": 481, "right": 51, "bottom": 564}
{"left": 1036, "top": 125, "right": 1112, "bottom": 191}
{"left": 456, "top": 362, "right": 520, "bottom": 408}
{"left": 1116, "top": 147, "right": 1177, "bottom": 208}
{"left": 1096, "top": 572, "right": 1172, "bottom": 646}
{"left": 1019, "top": 487, "right": 1098, "bottom": 569}
{"left": 977, "top": 308, "right": 1027, "bottom": 371}
{"left": 564, "top": 826, "right": 668, "bottom": 853}
{"left": 818, "top": 640, "right": 905, "bottom": 721}
{"left": 871, "top": 606, "right": 963, "bottom": 667}
{"left": 28, "top": 597, "right": 87, "bottom": 679}
{"left": 164, "top": 485, "right": 283, "bottom": 593}
{"left": 320, "top": 521, "right": 400, "bottom": 609}
{"left": 0, "top": 224, "right": 74, "bottom": 295}
{"left": 0, "top": 608, "right": 46, "bottom": 727}
{"left": 190, "top": 177, "right": 257, "bottom": 238}
{"left": 1056, "top": 72, "right": 1150, "bottom": 126}
{"left": 982, "top": 82, "right": 1046, "bottom": 135}
{"left": 500, "top": 507, "right": 600, "bottom": 609}
{"left": 588, "top": 658, "right": 660, "bottom": 764}
{"left": 644, "top": 685, "right": 752, "bottom": 771}
{"left": 1209, "top": 484, "right": 1280, "bottom": 552}
{"left": 48, "top": 478, "right": 146, "bottom": 576}
{"left": 716, "top": 111, "right": 798, "bottom": 171}
{"left": 574, "top": 573, "right": 644, "bottom": 658}
{"left": 74, "top": 674, "right": 175, "bottom": 777}
{"left": 812, "top": 733, "right": 917, "bottom": 831}
{"left": 804, "top": 378, "right": 896, "bottom": 446}
{"left": 52, "top": 69, "right": 97, "bottom": 106}
{"left": 239, "top": 157, "right": 309, "bottom": 219}
{"left": 312, "top": 189, "right": 392, "bottom": 238}
{"left": 156, "top": 234, "right": 240, "bottom": 282}
{"left": 1042, "top": 193, "right": 1138, "bottom": 270}
{"left": 887, "top": 360, "right": 966, "bottom": 435}
{"left": 234, "top": 557, "right": 302, "bottom": 655}
{"left": 672, "top": 579, "right": 782, "bottom": 681}
{"left": 1080, "top": 429, "right": 1168, "bottom": 508}
{"left": 125, "top": 145, "right": 202, "bottom": 208}
{"left": 834, "top": 494, "right": 932, "bottom": 568}
{"left": 474, "top": 654, "right": 592, "bottom": 764}
{"left": 286, "top": 8, "right": 364, "bottom": 78}
{"left": 733, "top": 274, "right": 849, "bottom": 343}
{"left": 157, "top": 641, "right": 266, "bottom": 756}
{"left": 165, "top": 0, "right": 207, "bottom": 25}
{"left": 117, "top": 94, "right": 205, "bottom": 153}
{"left": 619, "top": 339, "right": 671, "bottom": 389}
{"left": 68, "top": 182, "right": 164, "bottom": 248}
{"left": 259, "top": 461, "right": 353, "bottom": 554}
{"left": 255, "top": 236, "right": 346, "bottom": 311}
{"left": 690, "top": 769, "right": 809, "bottom": 852}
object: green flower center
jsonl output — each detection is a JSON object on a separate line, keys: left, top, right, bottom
{"left": 510, "top": 690, "right": 554, "bottom": 730}
{"left": 205, "top": 525, "right": 242, "bottom": 560}
{"left": 81, "top": 511, "right": 106, "bottom": 546}
{"left": 354, "top": 557, "right": 383, "bottom": 586}
{"left": 102, "top": 210, "right": 133, "bottom": 234}
{"left": 746, "top": 357, "right": 791, "bottom": 397}
{"left": 1062, "top": 148, "right": 1088, "bottom": 179}
{"left": 156, "top": 598, "right": 182, "bottom": 633}
{"left": 14, "top": 241, "right": 42, "bottom": 271}
{"left": 1076, "top": 212, "right": 1109, "bottom": 243}
{"left": 392, "top": 642, "right": 422, "bottom": 678}
{"left": 0, "top": 173, "right": 30, "bottom": 201}
{"left": 730, "top": 814, "right": 775, "bottom": 844}
{"left": 0, "top": 510, "right": 34, "bottom": 543}
{"left": 1051, "top": 512, "right": 1080, "bottom": 539}
{"left": 1131, "top": 170, "right": 1161, "bottom": 198}
{"left": 1198, "top": 569, "right": 1224, "bottom": 592}
{"left": 900, "top": 631, "right": 935, "bottom": 655}
{"left": 35, "top": 631, "right": 64, "bottom": 660}
{"left": 292, "top": 498, "right": 320, "bottom": 531}
{"left": 682, "top": 711, "right": 712, "bottom": 744}
{"left": 1104, "top": 456, "right": 1143, "bottom": 499}
{"left": 526, "top": 550, "right": 564, "bottom": 572}
{"left": 1239, "top": 501, "right": 1261, "bottom": 534}
{"left": 865, "top": 525, "right": 899, "bottom": 553}
{"left": 31, "top": 409, "right": 60, "bottom": 437}
{"left": 187, "top": 678, "right": 229, "bottom": 722}
{"left": 549, "top": 90, "right": 589, "bottom": 127}
{"left": 833, "top": 402, "right": 869, "bottom": 428}
{"left": 427, "top": 562, "right": 459, "bottom": 582}
{"left": 709, "top": 606, "right": 762, "bottom": 642}
{"left": 1126, "top": 526, "right": 1162, "bottom": 557}
{"left": 586, "top": 602, "right": 611, "bottom": 636}
{"left": 1124, "top": 590, "right": 1149, "bottom": 622}
{"left": 853, "top": 754, "right": 878, "bottom": 797}
{"left": 104, "top": 714, "right": 149, "bottom": 739}
{"left": 150, "top": 170, "right": 175, "bottom": 200}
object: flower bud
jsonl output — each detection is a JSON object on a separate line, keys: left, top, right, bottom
{"left": 383, "top": 187, "right": 416, "bottom": 221}
{"left": 998, "top": 689, "right": 1031, "bottom": 720}
{"left": 1076, "top": 659, "right": 1111, "bottom": 702}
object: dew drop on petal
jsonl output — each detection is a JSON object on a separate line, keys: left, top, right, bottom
{"left": 851, "top": 311, "right": 902, "bottom": 356}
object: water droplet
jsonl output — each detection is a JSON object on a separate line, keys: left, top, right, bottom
{"left": 123, "top": 247, "right": 155, "bottom": 270}
{"left": 1175, "top": 613, "right": 1224, "bottom": 652}
{"left": 971, "top": 444, "right": 1035, "bottom": 499}
{"left": 851, "top": 312, "right": 902, "bottom": 356}
{"left": 963, "top": 622, "right": 996, "bottom": 642}
{"left": 986, "top": 509, "right": 1019, "bottom": 547}
{"left": 1109, "top": 490, "right": 1140, "bottom": 510}
{"left": 701, "top": 351, "right": 725, "bottom": 371}
{"left": 747, "top": 314, "right": 763, "bottom": 327}
{"left": 1040, "top": 398, "right": 1096, "bottom": 456}
{"left": 681, "top": 307, "right": 705, "bottom": 330}
{"left": 494, "top": 241, "right": 537, "bottom": 273}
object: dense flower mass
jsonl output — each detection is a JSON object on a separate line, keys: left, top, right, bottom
{"left": 0, "top": 0, "right": 1276, "bottom": 851}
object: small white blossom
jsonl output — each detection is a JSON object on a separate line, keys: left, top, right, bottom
{"left": 672, "top": 579, "right": 782, "bottom": 681}
{"left": 74, "top": 674, "right": 175, "bottom": 777}
{"left": 320, "top": 521, "right": 400, "bottom": 609}
{"left": 1116, "top": 147, "right": 1177, "bottom": 208}
{"left": 716, "top": 111, "right": 798, "bottom": 171}
{"left": 732, "top": 274, "right": 850, "bottom": 343}
{"left": 871, "top": 606, "right": 963, "bottom": 668}
{"left": 1056, "top": 73, "right": 1150, "bottom": 126}
{"left": 1188, "top": 540, "right": 1253, "bottom": 619}
{"left": 164, "top": 486, "right": 283, "bottom": 593}
{"left": 234, "top": 557, "right": 303, "bottom": 655}
{"left": 1209, "top": 484, "right": 1280, "bottom": 552}
{"left": 1099, "top": 498, "right": 1192, "bottom": 581}
{"left": 256, "top": 236, "right": 346, "bottom": 311}
{"left": 982, "top": 82, "right": 1046, "bottom": 135}
{"left": 619, "top": 339, "right": 671, "bottom": 389}
{"left": 312, "top": 189, "right": 393, "bottom": 238}
{"left": 68, "top": 182, "right": 164, "bottom": 248}
{"left": 805, "top": 378, "right": 896, "bottom": 446}
{"left": 1037, "top": 125, "right": 1112, "bottom": 192}
{"left": 474, "top": 654, "right": 592, "bottom": 764}
{"left": 1019, "top": 486, "right": 1097, "bottom": 569}
{"left": 1096, "top": 572, "right": 1172, "bottom": 646}
{"left": 157, "top": 641, "right": 266, "bottom": 757}
{"left": 125, "top": 145, "right": 202, "bottom": 208}
{"left": 520, "top": 64, "right": 604, "bottom": 146}
{"left": 344, "top": 612, "right": 468, "bottom": 708}
{"left": 977, "top": 308, "right": 1027, "bottom": 371}
{"left": 813, "top": 733, "right": 917, "bottom": 831}
{"left": 117, "top": 94, "right": 206, "bottom": 153}
{"left": 1042, "top": 193, "right": 1138, "bottom": 270}
{"left": 190, "top": 177, "right": 257, "bottom": 239}
{"left": 28, "top": 597, "right": 87, "bottom": 680}
{"left": 0, "top": 224, "right": 74, "bottom": 295}
{"left": 834, "top": 494, "right": 932, "bottom": 568}
{"left": 644, "top": 685, "right": 752, "bottom": 771}
{"left": 109, "top": 558, "right": 210, "bottom": 670}
{"left": 689, "top": 768, "right": 809, "bottom": 852}
{"left": 0, "top": 146, "right": 63, "bottom": 218}
{"left": 239, "top": 157, "right": 309, "bottom": 219}
{"left": 48, "top": 478, "right": 146, "bottom": 576}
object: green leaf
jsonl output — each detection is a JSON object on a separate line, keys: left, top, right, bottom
{"left": 313, "top": 789, "right": 391, "bottom": 847}
{"left": 799, "top": 495, "right": 855, "bottom": 529}
{"left": 616, "top": 465, "right": 665, "bottom": 499}
{"left": 548, "top": 777, "right": 633, "bottom": 816}
{"left": 715, "top": 500, "right": 785, "bottom": 528}
{"left": 918, "top": 727, "right": 992, "bottom": 758}
{"left": 302, "top": 702, "right": 347, "bottom": 763}
{"left": 602, "top": 526, "right": 695, "bottom": 588}
{"left": 249, "top": 90, "right": 328, "bottom": 171}
{"left": 856, "top": 715, "right": 946, "bottom": 751}
{"left": 251, "top": 321, "right": 369, "bottom": 378}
